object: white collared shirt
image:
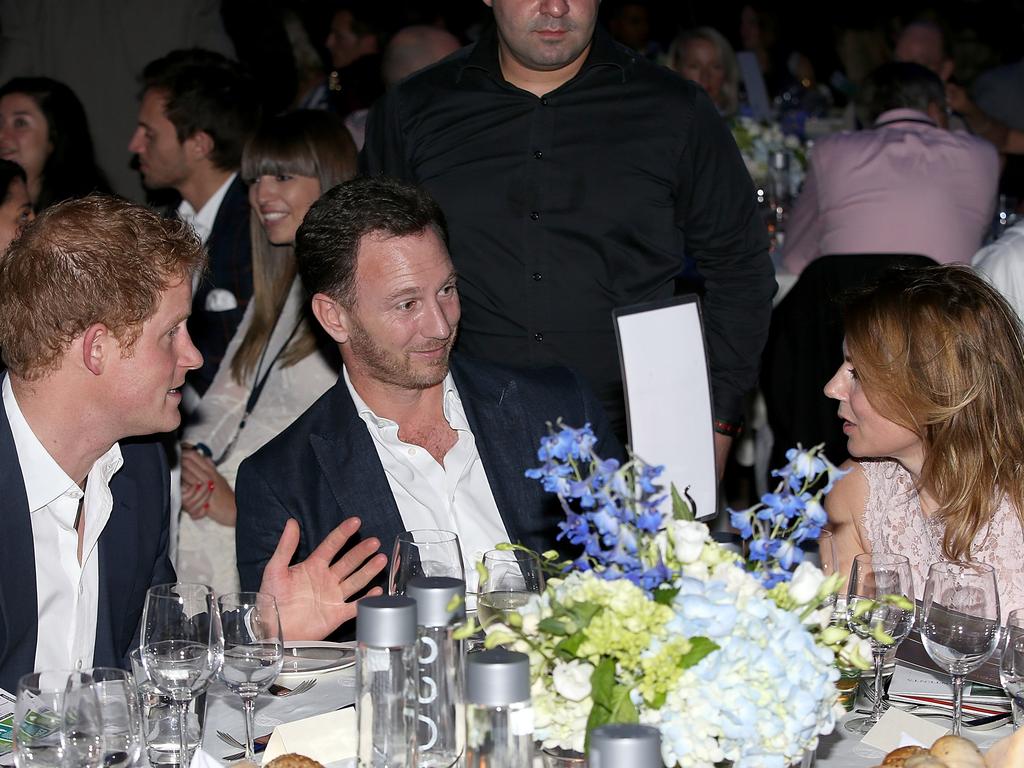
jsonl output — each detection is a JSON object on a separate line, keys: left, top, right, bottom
{"left": 344, "top": 369, "right": 510, "bottom": 592}
{"left": 176, "top": 172, "right": 237, "bottom": 246}
{"left": 2, "top": 376, "right": 122, "bottom": 672}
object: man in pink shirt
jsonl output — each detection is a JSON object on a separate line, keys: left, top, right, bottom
{"left": 782, "top": 62, "right": 998, "bottom": 276}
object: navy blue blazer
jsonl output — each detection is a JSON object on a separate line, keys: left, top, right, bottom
{"left": 235, "top": 356, "right": 620, "bottom": 598}
{"left": 189, "top": 174, "right": 254, "bottom": 396}
{"left": 0, "top": 404, "right": 176, "bottom": 693}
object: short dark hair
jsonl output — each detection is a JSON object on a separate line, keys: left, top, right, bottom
{"left": 0, "top": 159, "right": 27, "bottom": 205}
{"left": 859, "top": 61, "right": 946, "bottom": 124}
{"left": 296, "top": 176, "right": 448, "bottom": 306}
{"left": 141, "top": 49, "right": 261, "bottom": 171}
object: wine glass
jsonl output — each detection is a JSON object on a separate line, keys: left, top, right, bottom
{"left": 844, "top": 553, "right": 915, "bottom": 734}
{"left": 389, "top": 530, "right": 465, "bottom": 595}
{"left": 141, "top": 583, "right": 223, "bottom": 767}
{"left": 84, "top": 668, "right": 143, "bottom": 768}
{"left": 217, "top": 592, "right": 284, "bottom": 762}
{"left": 921, "top": 561, "right": 1001, "bottom": 736}
{"left": 14, "top": 671, "right": 102, "bottom": 768}
{"left": 477, "top": 549, "right": 545, "bottom": 629}
{"left": 1000, "top": 608, "right": 1024, "bottom": 731}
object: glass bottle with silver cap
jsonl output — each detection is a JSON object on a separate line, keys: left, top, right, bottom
{"left": 589, "top": 723, "right": 662, "bottom": 768}
{"left": 464, "top": 649, "right": 533, "bottom": 768}
{"left": 406, "top": 576, "right": 466, "bottom": 768}
{"left": 356, "top": 595, "right": 419, "bottom": 768}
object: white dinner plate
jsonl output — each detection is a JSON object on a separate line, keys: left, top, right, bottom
{"left": 277, "top": 640, "right": 356, "bottom": 684}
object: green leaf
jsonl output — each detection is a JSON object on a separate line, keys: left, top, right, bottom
{"left": 648, "top": 690, "right": 667, "bottom": 709}
{"left": 677, "top": 637, "right": 718, "bottom": 669}
{"left": 555, "top": 632, "right": 585, "bottom": 658}
{"left": 609, "top": 687, "right": 638, "bottom": 723}
{"left": 568, "top": 601, "right": 601, "bottom": 628}
{"left": 538, "top": 617, "right": 570, "bottom": 636}
{"left": 671, "top": 483, "right": 695, "bottom": 521}
{"left": 476, "top": 561, "right": 489, "bottom": 588}
{"left": 584, "top": 658, "right": 638, "bottom": 751}
{"left": 653, "top": 586, "right": 680, "bottom": 606}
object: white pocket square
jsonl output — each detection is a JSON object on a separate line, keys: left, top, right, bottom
{"left": 205, "top": 288, "right": 238, "bottom": 312}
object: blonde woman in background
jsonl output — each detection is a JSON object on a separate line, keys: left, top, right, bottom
{"left": 178, "top": 110, "right": 356, "bottom": 593}
{"left": 668, "top": 27, "right": 739, "bottom": 118}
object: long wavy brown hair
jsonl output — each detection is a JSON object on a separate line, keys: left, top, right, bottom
{"left": 843, "top": 264, "right": 1024, "bottom": 561}
{"left": 233, "top": 110, "right": 356, "bottom": 384}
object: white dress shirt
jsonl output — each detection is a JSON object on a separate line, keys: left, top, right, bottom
{"left": 176, "top": 172, "right": 236, "bottom": 246}
{"left": 974, "top": 219, "right": 1024, "bottom": 324}
{"left": 2, "top": 376, "right": 122, "bottom": 672}
{"left": 343, "top": 369, "right": 510, "bottom": 592}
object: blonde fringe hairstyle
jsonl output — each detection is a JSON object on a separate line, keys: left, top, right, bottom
{"left": 843, "top": 264, "right": 1024, "bottom": 562}
{"left": 234, "top": 110, "right": 356, "bottom": 384}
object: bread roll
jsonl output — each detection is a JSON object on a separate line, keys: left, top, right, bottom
{"left": 902, "top": 754, "right": 949, "bottom": 768}
{"left": 882, "top": 745, "right": 929, "bottom": 767}
{"left": 265, "top": 754, "right": 325, "bottom": 768}
{"left": 929, "top": 735, "right": 984, "bottom": 768}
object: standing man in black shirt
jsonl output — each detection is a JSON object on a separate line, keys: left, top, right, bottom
{"left": 361, "top": 0, "right": 773, "bottom": 476}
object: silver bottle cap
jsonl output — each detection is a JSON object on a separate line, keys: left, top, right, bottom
{"left": 356, "top": 595, "right": 417, "bottom": 647}
{"left": 465, "top": 649, "right": 530, "bottom": 705}
{"left": 589, "top": 724, "right": 662, "bottom": 768}
{"left": 406, "top": 576, "right": 466, "bottom": 627}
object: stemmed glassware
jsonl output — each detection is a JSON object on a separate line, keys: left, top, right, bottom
{"left": 477, "top": 549, "right": 545, "bottom": 629}
{"left": 14, "top": 671, "right": 103, "bottom": 768}
{"left": 217, "top": 592, "right": 284, "bottom": 762}
{"left": 1000, "top": 608, "right": 1024, "bottom": 731}
{"left": 141, "top": 583, "right": 223, "bottom": 767}
{"left": 844, "top": 553, "right": 916, "bottom": 734}
{"left": 389, "top": 529, "right": 465, "bottom": 595}
{"left": 921, "top": 561, "right": 1001, "bottom": 736}
{"left": 83, "top": 668, "right": 143, "bottom": 768}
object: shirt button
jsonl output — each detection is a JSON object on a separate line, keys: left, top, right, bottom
{"left": 534, "top": 332, "right": 544, "bottom": 342}
{"left": 540, "top": 97, "right": 548, "bottom": 106}
{"left": 532, "top": 272, "right": 542, "bottom": 281}
{"left": 533, "top": 150, "right": 543, "bottom": 159}
{"left": 79, "top": 583, "right": 84, "bottom": 595}
{"left": 407, "top": 447, "right": 416, "bottom": 457}
{"left": 530, "top": 211, "right": 540, "bottom": 220}
{"left": 75, "top": 659, "right": 83, "bottom": 670}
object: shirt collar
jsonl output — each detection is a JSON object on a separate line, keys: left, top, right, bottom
{"left": 343, "top": 366, "right": 465, "bottom": 431}
{"left": 873, "top": 108, "right": 938, "bottom": 129}
{"left": 2, "top": 375, "right": 123, "bottom": 514}
{"left": 459, "top": 22, "right": 631, "bottom": 87}
{"left": 176, "top": 172, "right": 237, "bottom": 245}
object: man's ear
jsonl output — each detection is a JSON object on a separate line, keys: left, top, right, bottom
{"left": 81, "top": 323, "right": 113, "bottom": 375}
{"left": 311, "top": 293, "right": 351, "bottom": 344}
{"left": 185, "top": 130, "right": 215, "bottom": 162}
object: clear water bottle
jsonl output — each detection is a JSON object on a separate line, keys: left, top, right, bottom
{"left": 464, "top": 649, "right": 533, "bottom": 768}
{"left": 589, "top": 723, "right": 662, "bottom": 768}
{"left": 357, "top": 595, "right": 419, "bottom": 768}
{"left": 406, "top": 576, "right": 466, "bottom": 768}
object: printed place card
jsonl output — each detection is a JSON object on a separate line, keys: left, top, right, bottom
{"left": 861, "top": 707, "right": 949, "bottom": 753}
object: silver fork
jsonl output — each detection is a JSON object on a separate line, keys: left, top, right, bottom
{"left": 216, "top": 731, "right": 246, "bottom": 751}
{"left": 269, "top": 678, "right": 317, "bottom": 697}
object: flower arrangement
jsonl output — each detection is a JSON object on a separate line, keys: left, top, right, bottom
{"left": 731, "top": 116, "right": 807, "bottom": 194}
{"left": 468, "top": 424, "right": 870, "bottom": 768}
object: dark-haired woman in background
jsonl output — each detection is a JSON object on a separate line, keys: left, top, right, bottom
{"left": 0, "top": 160, "right": 34, "bottom": 254}
{"left": 0, "top": 77, "right": 111, "bottom": 211}
{"left": 177, "top": 110, "right": 356, "bottom": 593}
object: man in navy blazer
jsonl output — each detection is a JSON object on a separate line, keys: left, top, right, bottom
{"left": 235, "top": 177, "right": 619, "bottom": 599}
{"left": 0, "top": 196, "right": 384, "bottom": 693}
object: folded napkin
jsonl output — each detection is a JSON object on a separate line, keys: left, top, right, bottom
{"left": 261, "top": 708, "right": 357, "bottom": 766}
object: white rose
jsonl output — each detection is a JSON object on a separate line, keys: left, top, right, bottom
{"left": 672, "top": 520, "right": 709, "bottom": 564}
{"left": 551, "top": 659, "right": 594, "bottom": 702}
{"left": 789, "top": 561, "right": 826, "bottom": 605}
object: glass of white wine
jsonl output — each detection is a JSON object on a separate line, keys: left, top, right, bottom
{"left": 477, "top": 549, "right": 545, "bottom": 629}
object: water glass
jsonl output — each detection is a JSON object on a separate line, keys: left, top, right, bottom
{"left": 14, "top": 671, "right": 101, "bottom": 768}
{"left": 477, "top": 549, "right": 544, "bottom": 630}
{"left": 921, "top": 561, "right": 1001, "bottom": 736}
{"left": 844, "top": 553, "right": 915, "bottom": 734}
{"left": 1000, "top": 609, "right": 1024, "bottom": 731}
{"left": 217, "top": 592, "right": 284, "bottom": 762}
{"left": 83, "top": 669, "right": 143, "bottom": 768}
{"left": 389, "top": 530, "right": 465, "bottom": 596}
{"left": 129, "top": 649, "right": 206, "bottom": 766}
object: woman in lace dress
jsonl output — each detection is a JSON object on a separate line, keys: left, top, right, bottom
{"left": 176, "top": 111, "right": 356, "bottom": 593}
{"left": 824, "top": 265, "right": 1024, "bottom": 613}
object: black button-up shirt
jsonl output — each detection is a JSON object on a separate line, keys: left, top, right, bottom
{"left": 362, "top": 24, "right": 774, "bottom": 432}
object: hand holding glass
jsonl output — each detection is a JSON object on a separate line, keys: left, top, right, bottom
{"left": 921, "top": 561, "right": 1001, "bottom": 736}
{"left": 218, "top": 592, "right": 284, "bottom": 762}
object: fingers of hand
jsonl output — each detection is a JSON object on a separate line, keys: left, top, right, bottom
{"left": 309, "top": 517, "right": 363, "bottom": 565}
{"left": 335, "top": 552, "right": 388, "bottom": 599}
{"left": 266, "top": 518, "right": 302, "bottom": 575}
{"left": 328, "top": 536, "right": 382, "bottom": 580}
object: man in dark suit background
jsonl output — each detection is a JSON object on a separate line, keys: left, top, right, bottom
{"left": 235, "top": 177, "right": 618, "bottom": 600}
{"left": 0, "top": 196, "right": 384, "bottom": 693}
{"left": 128, "top": 49, "right": 260, "bottom": 398}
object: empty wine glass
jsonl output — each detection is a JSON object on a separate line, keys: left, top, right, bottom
{"left": 141, "top": 583, "right": 222, "bottom": 767}
{"left": 844, "top": 553, "right": 915, "bottom": 734}
{"left": 217, "top": 592, "right": 284, "bottom": 762}
{"left": 83, "top": 668, "right": 143, "bottom": 768}
{"left": 60, "top": 675, "right": 103, "bottom": 768}
{"left": 921, "top": 561, "right": 1001, "bottom": 736}
{"left": 1000, "top": 609, "right": 1024, "bottom": 731}
{"left": 14, "top": 671, "right": 100, "bottom": 768}
{"left": 477, "top": 549, "right": 545, "bottom": 630}
{"left": 389, "top": 530, "right": 465, "bottom": 596}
